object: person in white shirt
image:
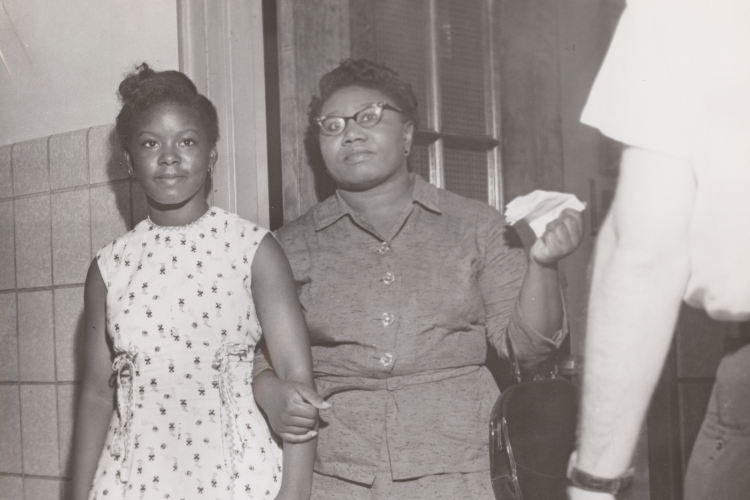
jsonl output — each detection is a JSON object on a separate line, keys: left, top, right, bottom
{"left": 568, "top": 1, "right": 750, "bottom": 499}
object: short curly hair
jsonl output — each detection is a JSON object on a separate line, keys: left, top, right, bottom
{"left": 115, "top": 63, "right": 219, "bottom": 151}
{"left": 307, "top": 59, "right": 419, "bottom": 133}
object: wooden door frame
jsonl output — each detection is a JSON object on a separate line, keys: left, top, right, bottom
{"left": 176, "top": 0, "right": 270, "bottom": 227}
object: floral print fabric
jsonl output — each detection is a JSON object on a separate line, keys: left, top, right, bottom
{"left": 89, "top": 207, "right": 281, "bottom": 500}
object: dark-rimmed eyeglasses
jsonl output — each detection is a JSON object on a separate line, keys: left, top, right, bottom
{"left": 315, "top": 102, "right": 403, "bottom": 136}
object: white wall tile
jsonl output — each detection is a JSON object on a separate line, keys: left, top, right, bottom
{"left": 15, "top": 196, "right": 52, "bottom": 288}
{"left": 0, "top": 293, "right": 18, "bottom": 381}
{"left": 0, "top": 200, "right": 16, "bottom": 290}
{"left": 20, "top": 385, "right": 60, "bottom": 476}
{"left": 0, "top": 476, "right": 23, "bottom": 500}
{"left": 49, "top": 129, "right": 88, "bottom": 191}
{"left": 18, "top": 291, "right": 55, "bottom": 382}
{"left": 0, "top": 386, "right": 22, "bottom": 473}
{"left": 0, "top": 145, "right": 12, "bottom": 199}
{"left": 51, "top": 189, "right": 91, "bottom": 285}
{"left": 23, "top": 477, "right": 60, "bottom": 500}
{"left": 12, "top": 137, "right": 49, "bottom": 197}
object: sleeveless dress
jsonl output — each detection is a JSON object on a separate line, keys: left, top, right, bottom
{"left": 89, "top": 207, "right": 282, "bottom": 500}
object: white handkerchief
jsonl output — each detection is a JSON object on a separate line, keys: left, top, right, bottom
{"left": 505, "top": 190, "right": 586, "bottom": 237}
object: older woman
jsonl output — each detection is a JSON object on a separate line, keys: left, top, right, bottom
{"left": 253, "top": 59, "right": 582, "bottom": 499}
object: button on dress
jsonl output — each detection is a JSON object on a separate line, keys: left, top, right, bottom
{"left": 89, "top": 208, "right": 281, "bottom": 500}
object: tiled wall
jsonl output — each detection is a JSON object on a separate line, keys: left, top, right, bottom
{"left": 0, "top": 125, "right": 149, "bottom": 499}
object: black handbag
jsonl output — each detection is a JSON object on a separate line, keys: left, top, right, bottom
{"left": 489, "top": 345, "right": 580, "bottom": 500}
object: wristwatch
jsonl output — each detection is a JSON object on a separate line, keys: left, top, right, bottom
{"left": 567, "top": 451, "right": 634, "bottom": 495}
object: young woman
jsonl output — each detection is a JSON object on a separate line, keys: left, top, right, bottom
{"left": 69, "top": 63, "right": 320, "bottom": 500}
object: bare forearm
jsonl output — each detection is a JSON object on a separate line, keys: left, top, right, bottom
{"left": 518, "top": 260, "right": 564, "bottom": 336}
{"left": 253, "top": 369, "right": 277, "bottom": 414}
{"left": 250, "top": 237, "right": 321, "bottom": 498}
{"left": 577, "top": 227, "right": 688, "bottom": 476}
{"left": 278, "top": 438, "right": 317, "bottom": 499}
{"left": 68, "top": 389, "right": 114, "bottom": 500}
{"left": 267, "top": 357, "right": 318, "bottom": 497}
{"left": 275, "top": 372, "right": 318, "bottom": 498}
{"left": 517, "top": 207, "right": 582, "bottom": 337}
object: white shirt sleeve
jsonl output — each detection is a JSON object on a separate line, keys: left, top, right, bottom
{"left": 581, "top": 0, "right": 696, "bottom": 160}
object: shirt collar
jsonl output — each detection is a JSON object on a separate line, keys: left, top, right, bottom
{"left": 312, "top": 173, "right": 442, "bottom": 231}
{"left": 410, "top": 173, "right": 441, "bottom": 214}
{"left": 312, "top": 192, "right": 350, "bottom": 231}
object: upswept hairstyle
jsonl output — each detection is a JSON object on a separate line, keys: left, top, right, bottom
{"left": 307, "top": 59, "right": 420, "bottom": 134}
{"left": 115, "top": 63, "right": 219, "bottom": 151}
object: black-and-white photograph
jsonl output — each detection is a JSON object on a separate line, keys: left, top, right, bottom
{"left": 1, "top": 1, "right": 748, "bottom": 499}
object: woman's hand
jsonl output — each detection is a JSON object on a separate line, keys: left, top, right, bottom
{"left": 530, "top": 208, "right": 584, "bottom": 267}
{"left": 253, "top": 370, "right": 329, "bottom": 443}
{"left": 272, "top": 380, "right": 328, "bottom": 443}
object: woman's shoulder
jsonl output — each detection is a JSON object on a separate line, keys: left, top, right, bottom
{"left": 274, "top": 205, "right": 318, "bottom": 242}
{"left": 95, "top": 218, "right": 149, "bottom": 262}
{"left": 203, "top": 207, "right": 270, "bottom": 238}
{"left": 430, "top": 187, "right": 524, "bottom": 252}
{"left": 94, "top": 219, "right": 152, "bottom": 285}
{"left": 208, "top": 209, "right": 273, "bottom": 264}
{"left": 433, "top": 186, "right": 505, "bottom": 224}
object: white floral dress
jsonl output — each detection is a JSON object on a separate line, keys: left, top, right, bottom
{"left": 89, "top": 208, "right": 282, "bottom": 500}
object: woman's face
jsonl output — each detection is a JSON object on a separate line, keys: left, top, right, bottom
{"left": 318, "top": 86, "right": 413, "bottom": 192}
{"left": 126, "top": 101, "right": 217, "bottom": 208}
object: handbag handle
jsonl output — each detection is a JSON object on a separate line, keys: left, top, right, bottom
{"left": 506, "top": 334, "right": 583, "bottom": 384}
{"left": 506, "top": 335, "right": 522, "bottom": 385}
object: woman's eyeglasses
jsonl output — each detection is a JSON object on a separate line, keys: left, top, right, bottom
{"left": 315, "top": 102, "right": 403, "bottom": 136}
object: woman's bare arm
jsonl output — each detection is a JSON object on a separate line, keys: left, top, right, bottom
{"left": 518, "top": 208, "right": 583, "bottom": 336}
{"left": 68, "top": 260, "right": 115, "bottom": 500}
{"left": 252, "top": 362, "right": 323, "bottom": 443}
{"left": 251, "top": 234, "right": 318, "bottom": 499}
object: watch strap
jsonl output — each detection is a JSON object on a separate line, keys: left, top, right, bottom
{"left": 567, "top": 452, "right": 635, "bottom": 495}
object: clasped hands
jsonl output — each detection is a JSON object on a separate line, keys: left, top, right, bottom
{"left": 257, "top": 372, "right": 329, "bottom": 442}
